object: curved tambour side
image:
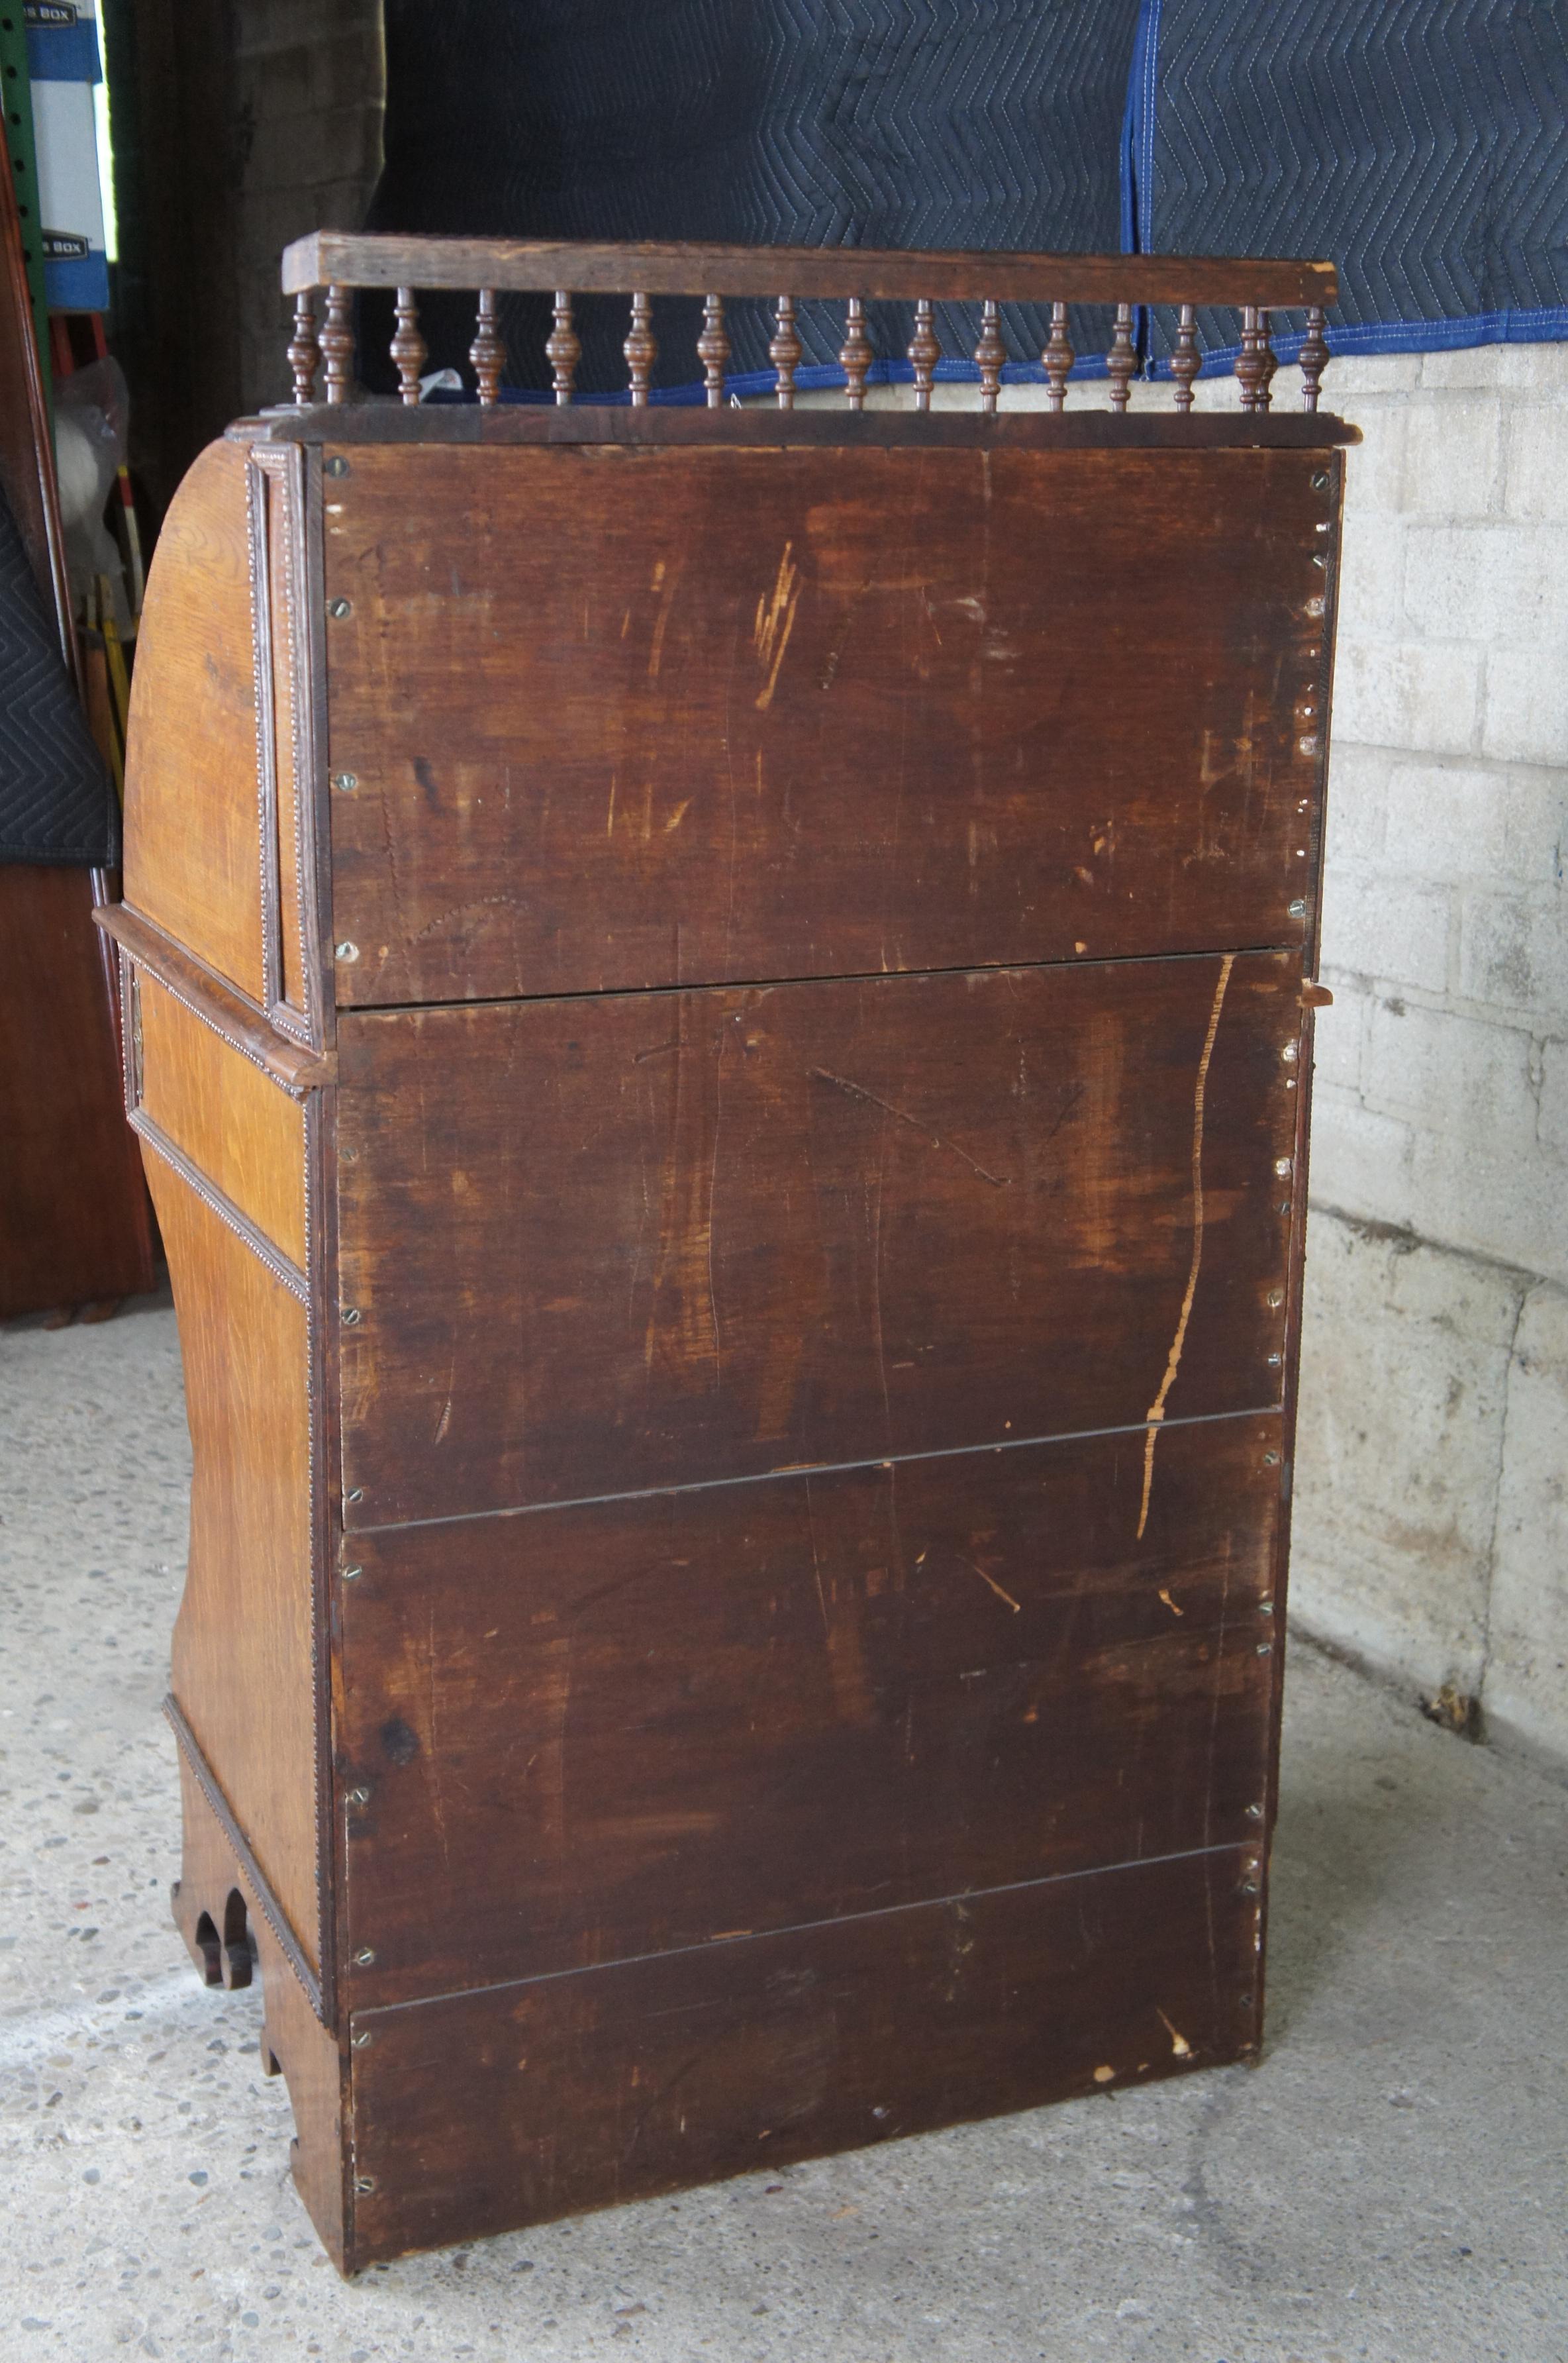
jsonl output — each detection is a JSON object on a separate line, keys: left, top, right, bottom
{"left": 105, "top": 419, "right": 347, "bottom": 2262}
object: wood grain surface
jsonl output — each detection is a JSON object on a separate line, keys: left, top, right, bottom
{"left": 122, "top": 437, "right": 267, "bottom": 1003}
{"left": 322, "top": 444, "right": 1332, "bottom": 1005}
{"left": 137, "top": 969, "right": 307, "bottom": 1265}
{"left": 345, "top": 1842, "right": 1260, "bottom": 2264}
{"left": 336, "top": 952, "right": 1299, "bottom": 1529}
{"left": 336, "top": 1414, "right": 1280, "bottom": 2008}
{"left": 152, "top": 1162, "right": 321, "bottom": 1971}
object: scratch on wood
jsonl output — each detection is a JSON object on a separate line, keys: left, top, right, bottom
{"left": 754, "top": 542, "right": 801, "bottom": 711}
{"left": 647, "top": 561, "right": 681, "bottom": 679}
{"left": 1155, "top": 2006, "right": 1193, "bottom": 2058}
{"left": 809, "top": 1068, "right": 1010, "bottom": 1187}
{"left": 958, "top": 1555, "right": 1022, "bottom": 1614}
{"left": 1136, "top": 953, "right": 1235, "bottom": 1538}
{"left": 1157, "top": 1585, "right": 1183, "bottom": 1617}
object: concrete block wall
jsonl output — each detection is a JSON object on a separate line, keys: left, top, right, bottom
{"left": 1292, "top": 344, "right": 1568, "bottom": 1768}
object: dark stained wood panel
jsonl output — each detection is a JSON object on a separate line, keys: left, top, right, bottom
{"left": 336, "top": 952, "right": 1299, "bottom": 1529}
{"left": 323, "top": 444, "right": 1332, "bottom": 1004}
{"left": 346, "top": 1842, "right": 1261, "bottom": 2265}
{"left": 338, "top": 1415, "right": 1281, "bottom": 2009}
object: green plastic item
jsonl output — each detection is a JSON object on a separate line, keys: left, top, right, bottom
{"left": 0, "top": 7, "right": 51, "bottom": 407}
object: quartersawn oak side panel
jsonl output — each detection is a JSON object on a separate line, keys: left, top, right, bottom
{"left": 346, "top": 1844, "right": 1259, "bottom": 2266}
{"left": 338, "top": 1415, "right": 1281, "bottom": 2008}
{"left": 150, "top": 1161, "right": 320, "bottom": 1972}
{"left": 137, "top": 970, "right": 307, "bottom": 1266}
{"left": 323, "top": 442, "right": 1333, "bottom": 1004}
{"left": 122, "top": 436, "right": 266, "bottom": 1003}
{"left": 336, "top": 952, "right": 1299, "bottom": 1528}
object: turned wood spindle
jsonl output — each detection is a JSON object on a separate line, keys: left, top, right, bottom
{"left": 1170, "top": 303, "right": 1200, "bottom": 412}
{"left": 840, "top": 297, "right": 873, "bottom": 411}
{"left": 624, "top": 292, "right": 657, "bottom": 406}
{"left": 287, "top": 291, "right": 319, "bottom": 406}
{"left": 546, "top": 291, "right": 581, "bottom": 405}
{"left": 1106, "top": 301, "right": 1136, "bottom": 411}
{"left": 907, "top": 297, "right": 940, "bottom": 411}
{"left": 391, "top": 286, "right": 426, "bottom": 406}
{"left": 973, "top": 299, "right": 1005, "bottom": 415}
{"left": 769, "top": 295, "right": 802, "bottom": 409}
{"left": 320, "top": 284, "right": 354, "bottom": 406}
{"left": 469, "top": 288, "right": 504, "bottom": 406}
{"left": 1042, "top": 301, "right": 1074, "bottom": 411}
{"left": 1237, "top": 305, "right": 1277, "bottom": 412}
{"left": 698, "top": 295, "right": 730, "bottom": 408}
{"left": 1298, "top": 305, "right": 1330, "bottom": 413}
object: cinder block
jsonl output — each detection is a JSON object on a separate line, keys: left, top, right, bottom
{"left": 1422, "top": 344, "right": 1568, "bottom": 393}
{"left": 1483, "top": 1283, "right": 1568, "bottom": 1760}
{"left": 1403, "top": 523, "right": 1565, "bottom": 648}
{"left": 1336, "top": 509, "right": 1408, "bottom": 641}
{"left": 1401, "top": 395, "right": 1502, "bottom": 520}
{"left": 1365, "top": 998, "right": 1536, "bottom": 1149}
{"left": 1290, "top": 1215, "right": 1517, "bottom": 1697}
{"left": 1338, "top": 406, "right": 1408, "bottom": 517}
{"left": 1309, "top": 981, "right": 1367, "bottom": 1095}
{"left": 1306, "top": 1090, "right": 1414, "bottom": 1225}
{"left": 1319, "top": 867, "right": 1451, "bottom": 993}
{"left": 1539, "top": 1038, "right": 1568, "bottom": 1156}
{"left": 1333, "top": 640, "right": 1481, "bottom": 757}
{"left": 1325, "top": 354, "right": 1424, "bottom": 395}
{"left": 1504, "top": 402, "right": 1568, "bottom": 525}
{"left": 1381, "top": 758, "right": 1568, "bottom": 887}
{"left": 1322, "top": 741, "right": 1392, "bottom": 866}
{"left": 1481, "top": 645, "right": 1568, "bottom": 768}
{"left": 1457, "top": 889, "right": 1568, "bottom": 1025}
{"left": 1404, "top": 1126, "right": 1568, "bottom": 1286}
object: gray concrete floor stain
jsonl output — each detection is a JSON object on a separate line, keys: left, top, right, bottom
{"left": 1, "top": 1298, "right": 1564, "bottom": 2362}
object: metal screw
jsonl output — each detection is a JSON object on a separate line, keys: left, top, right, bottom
{"left": 342, "top": 1565, "right": 362, "bottom": 1582}
{"left": 1267, "top": 1288, "right": 1284, "bottom": 1307}
{"left": 352, "top": 2029, "right": 373, "bottom": 2049}
{"left": 1240, "top": 1990, "right": 1257, "bottom": 2007}
{"left": 1259, "top": 1598, "right": 1275, "bottom": 1613}
{"left": 1240, "top": 1880, "right": 1259, "bottom": 1895}
{"left": 1288, "top": 898, "right": 1306, "bottom": 917}
{"left": 324, "top": 454, "right": 350, "bottom": 478}
{"left": 328, "top": 596, "right": 353, "bottom": 619}
{"left": 354, "top": 1947, "right": 376, "bottom": 1966}
{"left": 1267, "top": 1352, "right": 1283, "bottom": 1366}
{"left": 1311, "top": 472, "right": 1330, "bottom": 490}
{"left": 1311, "top": 552, "right": 1326, "bottom": 570}
{"left": 355, "top": 2176, "right": 377, "bottom": 2194}
{"left": 1278, "top": 1199, "right": 1292, "bottom": 1216}
{"left": 346, "top": 1787, "right": 371, "bottom": 1807}
{"left": 335, "top": 940, "right": 360, "bottom": 962}
{"left": 1263, "top": 1450, "right": 1279, "bottom": 1466}
{"left": 1281, "top": 1042, "right": 1298, "bottom": 1064}
{"left": 1275, "top": 1158, "right": 1293, "bottom": 1177}
{"left": 332, "top": 772, "right": 358, "bottom": 793}
{"left": 1245, "top": 1804, "right": 1264, "bottom": 1821}
{"left": 1256, "top": 1641, "right": 1273, "bottom": 1656}
{"left": 346, "top": 1487, "right": 364, "bottom": 1503}
{"left": 342, "top": 1306, "right": 362, "bottom": 1325}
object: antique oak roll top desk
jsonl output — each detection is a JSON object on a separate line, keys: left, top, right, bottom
{"left": 100, "top": 236, "right": 1352, "bottom": 2272}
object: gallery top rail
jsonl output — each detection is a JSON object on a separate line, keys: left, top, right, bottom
{"left": 277, "top": 233, "right": 1340, "bottom": 416}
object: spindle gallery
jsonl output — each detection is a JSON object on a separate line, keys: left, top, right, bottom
{"left": 101, "top": 234, "right": 1351, "bottom": 2273}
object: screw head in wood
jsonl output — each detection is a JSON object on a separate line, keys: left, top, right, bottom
{"left": 334, "top": 940, "right": 359, "bottom": 962}
{"left": 1263, "top": 1450, "right": 1279, "bottom": 1465}
{"left": 342, "top": 1565, "right": 362, "bottom": 1582}
{"left": 332, "top": 772, "right": 358, "bottom": 793}
{"left": 346, "top": 1787, "right": 371, "bottom": 1807}
{"left": 324, "top": 454, "right": 350, "bottom": 478}
{"left": 1274, "top": 1157, "right": 1293, "bottom": 1176}
{"left": 352, "top": 2029, "right": 373, "bottom": 2048}
{"left": 1267, "top": 1351, "right": 1283, "bottom": 1366}
{"left": 1259, "top": 1598, "right": 1275, "bottom": 1613}
{"left": 355, "top": 2176, "right": 376, "bottom": 2193}
{"left": 342, "top": 1306, "right": 362, "bottom": 1325}
{"left": 1281, "top": 1042, "right": 1298, "bottom": 1063}
{"left": 346, "top": 1487, "right": 364, "bottom": 1503}
{"left": 1311, "top": 471, "right": 1330, "bottom": 489}
{"left": 1288, "top": 898, "right": 1306, "bottom": 917}
{"left": 1246, "top": 1804, "right": 1264, "bottom": 1821}
{"left": 1267, "top": 1288, "right": 1284, "bottom": 1307}
{"left": 328, "top": 596, "right": 353, "bottom": 617}
{"left": 354, "top": 1946, "right": 376, "bottom": 1965}
{"left": 1256, "top": 1641, "right": 1273, "bottom": 1656}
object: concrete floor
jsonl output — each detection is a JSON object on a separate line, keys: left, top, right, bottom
{"left": 2, "top": 1296, "right": 1565, "bottom": 2363}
